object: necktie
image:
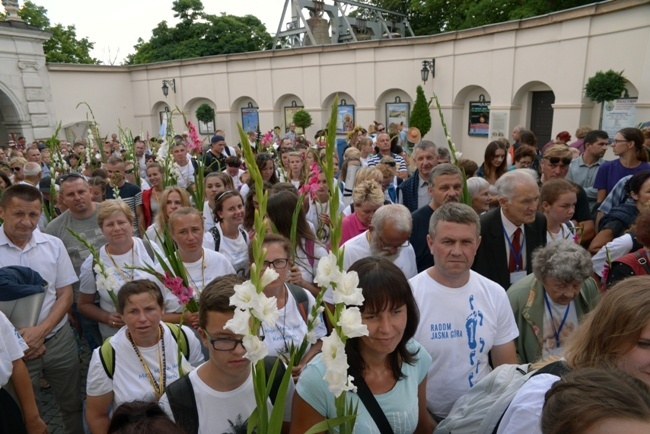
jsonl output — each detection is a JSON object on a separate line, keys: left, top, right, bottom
{"left": 509, "top": 227, "right": 522, "bottom": 272}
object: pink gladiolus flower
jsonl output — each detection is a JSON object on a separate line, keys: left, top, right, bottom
{"left": 299, "top": 162, "right": 322, "bottom": 199}
{"left": 186, "top": 121, "right": 202, "bottom": 152}
{"left": 261, "top": 131, "right": 274, "bottom": 147}
{"left": 164, "top": 272, "right": 194, "bottom": 305}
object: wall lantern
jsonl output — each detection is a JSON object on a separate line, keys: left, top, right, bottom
{"left": 162, "top": 79, "right": 176, "bottom": 97}
{"left": 421, "top": 59, "right": 435, "bottom": 84}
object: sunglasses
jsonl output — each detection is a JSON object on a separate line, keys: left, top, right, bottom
{"left": 125, "top": 168, "right": 134, "bottom": 174}
{"left": 382, "top": 161, "right": 396, "bottom": 167}
{"left": 545, "top": 157, "right": 572, "bottom": 166}
{"left": 377, "top": 128, "right": 385, "bottom": 132}
{"left": 11, "top": 167, "right": 22, "bottom": 172}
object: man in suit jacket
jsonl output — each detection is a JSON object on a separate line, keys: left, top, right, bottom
{"left": 398, "top": 140, "right": 438, "bottom": 212}
{"left": 472, "top": 169, "right": 546, "bottom": 289}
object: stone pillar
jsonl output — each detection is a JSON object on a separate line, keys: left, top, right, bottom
{"left": 2, "top": 1, "right": 22, "bottom": 22}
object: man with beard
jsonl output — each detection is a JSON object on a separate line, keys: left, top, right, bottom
{"left": 338, "top": 204, "right": 417, "bottom": 278}
{"left": 398, "top": 140, "right": 438, "bottom": 212}
{"left": 410, "top": 164, "right": 463, "bottom": 273}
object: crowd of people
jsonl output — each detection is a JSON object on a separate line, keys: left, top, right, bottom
{"left": 1, "top": 120, "right": 650, "bottom": 434}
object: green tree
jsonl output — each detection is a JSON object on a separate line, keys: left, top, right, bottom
{"left": 361, "top": 0, "right": 598, "bottom": 35}
{"left": 1, "top": 1, "right": 100, "bottom": 64}
{"left": 127, "top": 0, "right": 273, "bottom": 65}
{"left": 410, "top": 86, "right": 431, "bottom": 137}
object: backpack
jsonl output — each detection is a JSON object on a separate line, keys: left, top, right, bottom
{"left": 209, "top": 226, "right": 248, "bottom": 251}
{"left": 435, "top": 361, "right": 570, "bottom": 434}
{"left": 165, "top": 356, "right": 286, "bottom": 434}
{"left": 286, "top": 282, "right": 309, "bottom": 323}
{"left": 99, "top": 322, "right": 190, "bottom": 380}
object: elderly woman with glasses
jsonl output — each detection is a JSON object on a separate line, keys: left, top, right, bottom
{"left": 507, "top": 240, "right": 601, "bottom": 364}
{"left": 251, "top": 233, "right": 326, "bottom": 379}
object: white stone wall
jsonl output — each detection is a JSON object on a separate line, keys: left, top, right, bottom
{"left": 44, "top": 0, "right": 650, "bottom": 163}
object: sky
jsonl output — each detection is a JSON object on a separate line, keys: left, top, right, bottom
{"left": 19, "top": 0, "right": 292, "bottom": 64}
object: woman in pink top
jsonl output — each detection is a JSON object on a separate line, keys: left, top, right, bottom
{"left": 339, "top": 180, "right": 384, "bottom": 245}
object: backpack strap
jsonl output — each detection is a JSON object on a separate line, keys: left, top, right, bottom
{"left": 634, "top": 250, "right": 650, "bottom": 274}
{"left": 165, "top": 374, "right": 199, "bottom": 434}
{"left": 99, "top": 337, "right": 116, "bottom": 380}
{"left": 286, "top": 283, "right": 309, "bottom": 324}
{"left": 99, "top": 324, "right": 190, "bottom": 380}
{"left": 239, "top": 227, "right": 249, "bottom": 244}
{"left": 263, "top": 356, "right": 287, "bottom": 405}
{"left": 165, "top": 322, "right": 190, "bottom": 360}
{"left": 209, "top": 226, "right": 221, "bottom": 251}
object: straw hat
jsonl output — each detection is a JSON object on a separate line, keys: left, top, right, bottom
{"left": 407, "top": 127, "right": 421, "bottom": 144}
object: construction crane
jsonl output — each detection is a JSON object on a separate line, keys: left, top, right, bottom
{"left": 273, "top": 0, "right": 415, "bottom": 49}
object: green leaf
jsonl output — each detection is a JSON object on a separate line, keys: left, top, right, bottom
{"left": 304, "top": 415, "right": 357, "bottom": 434}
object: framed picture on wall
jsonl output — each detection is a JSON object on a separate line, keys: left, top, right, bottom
{"left": 284, "top": 104, "right": 304, "bottom": 134}
{"left": 468, "top": 96, "right": 490, "bottom": 137}
{"left": 241, "top": 104, "right": 259, "bottom": 133}
{"left": 336, "top": 102, "right": 355, "bottom": 135}
{"left": 386, "top": 99, "right": 410, "bottom": 130}
{"left": 198, "top": 119, "right": 215, "bottom": 135}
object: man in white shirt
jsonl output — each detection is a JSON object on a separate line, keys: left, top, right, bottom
{"left": 410, "top": 203, "right": 519, "bottom": 420}
{"left": 160, "top": 274, "right": 293, "bottom": 434}
{"left": 0, "top": 184, "right": 83, "bottom": 433}
{"left": 340, "top": 204, "right": 417, "bottom": 278}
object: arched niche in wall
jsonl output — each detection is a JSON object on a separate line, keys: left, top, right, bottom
{"left": 0, "top": 83, "right": 27, "bottom": 143}
{"left": 183, "top": 97, "right": 217, "bottom": 137}
{"left": 322, "top": 92, "right": 356, "bottom": 135}
{"left": 375, "top": 88, "right": 413, "bottom": 133}
{"left": 274, "top": 94, "right": 305, "bottom": 134}
{"left": 230, "top": 96, "right": 260, "bottom": 136}
{"left": 513, "top": 81, "right": 555, "bottom": 146}
{"left": 451, "top": 85, "right": 492, "bottom": 160}
{"left": 151, "top": 101, "right": 172, "bottom": 137}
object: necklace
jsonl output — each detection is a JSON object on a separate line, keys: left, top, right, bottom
{"left": 183, "top": 248, "right": 206, "bottom": 297}
{"left": 105, "top": 242, "right": 135, "bottom": 282}
{"left": 127, "top": 324, "right": 166, "bottom": 400}
{"left": 274, "top": 285, "right": 290, "bottom": 358}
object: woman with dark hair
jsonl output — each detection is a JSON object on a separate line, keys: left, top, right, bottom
{"left": 208, "top": 190, "right": 249, "bottom": 277}
{"left": 477, "top": 141, "right": 508, "bottom": 184}
{"left": 595, "top": 127, "right": 650, "bottom": 202}
{"left": 239, "top": 153, "right": 278, "bottom": 200}
{"left": 589, "top": 169, "right": 650, "bottom": 253}
{"left": 0, "top": 171, "right": 12, "bottom": 191}
{"left": 141, "top": 162, "right": 164, "bottom": 228}
{"left": 291, "top": 257, "right": 433, "bottom": 434}
{"left": 267, "top": 190, "right": 327, "bottom": 296}
{"left": 202, "top": 171, "right": 233, "bottom": 231}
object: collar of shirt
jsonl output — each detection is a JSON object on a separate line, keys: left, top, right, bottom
{"left": 0, "top": 225, "right": 47, "bottom": 250}
{"left": 500, "top": 208, "right": 523, "bottom": 237}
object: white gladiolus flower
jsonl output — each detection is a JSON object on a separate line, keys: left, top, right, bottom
{"left": 252, "top": 294, "right": 280, "bottom": 328}
{"left": 321, "top": 333, "right": 347, "bottom": 371}
{"left": 225, "top": 308, "right": 251, "bottom": 335}
{"left": 314, "top": 252, "right": 343, "bottom": 288}
{"left": 454, "top": 151, "right": 462, "bottom": 160}
{"left": 93, "top": 263, "right": 103, "bottom": 275}
{"left": 259, "top": 267, "right": 279, "bottom": 288}
{"left": 230, "top": 281, "right": 260, "bottom": 310}
{"left": 242, "top": 335, "right": 268, "bottom": 364}
{"left": 305, "top": 329, "right": 318, "bottom": 345}
{"left": 332, "top": 271, "right": 364, "bottom": 306}
{"left": 338, "top": 307, "right": 368, "bottom": 338}
{"left": 324, "top": 371, "right": 357, "bottom": 396}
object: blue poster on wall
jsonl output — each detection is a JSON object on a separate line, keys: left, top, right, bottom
{"left": 468, "top": 97, "right": 490, "bottom": 137}
{"left": 241, "top": 106, "right": 259, "bottom": 133}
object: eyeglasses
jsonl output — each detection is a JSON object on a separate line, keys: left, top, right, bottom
{"left": 377, "top": 128, "right": 385, "bottom": 132}
{"left": 262, "top": 258, "right": 289, "bottom": 269}
{"left": 377, "top": 235, "right": 410, "bottom": 251}
{"left": 203, "top": 329, "right": 265, "bottom": 351}
{"left": 545, "top": 157, "right": 571, "bottom": 166}
{"left": 11, "top": 167, "right": 22, "bottom": 172}
{"left": 382, "top": 161, "right": 396, "bottom": 167}
{"left": 124, "top": 168, "right": 134, "bottom": 174}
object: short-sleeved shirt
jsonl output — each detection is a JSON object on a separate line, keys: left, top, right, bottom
{"left": 296, "top": 340, "right": 431, "bottom": 434}
{"left": 0, "top": 311, "right": 28, "bottom": 387}
{"left": 86, "top": 323, "right": 204, "bottom": 406}
{"left": 593, "top": 159, "right": 650, "bottom": 194}
{"left": 0, "top": 228, "right": 78, "bottom": 338}
{"left": 410, "top": 270, "right": 519, "bottom": 417}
